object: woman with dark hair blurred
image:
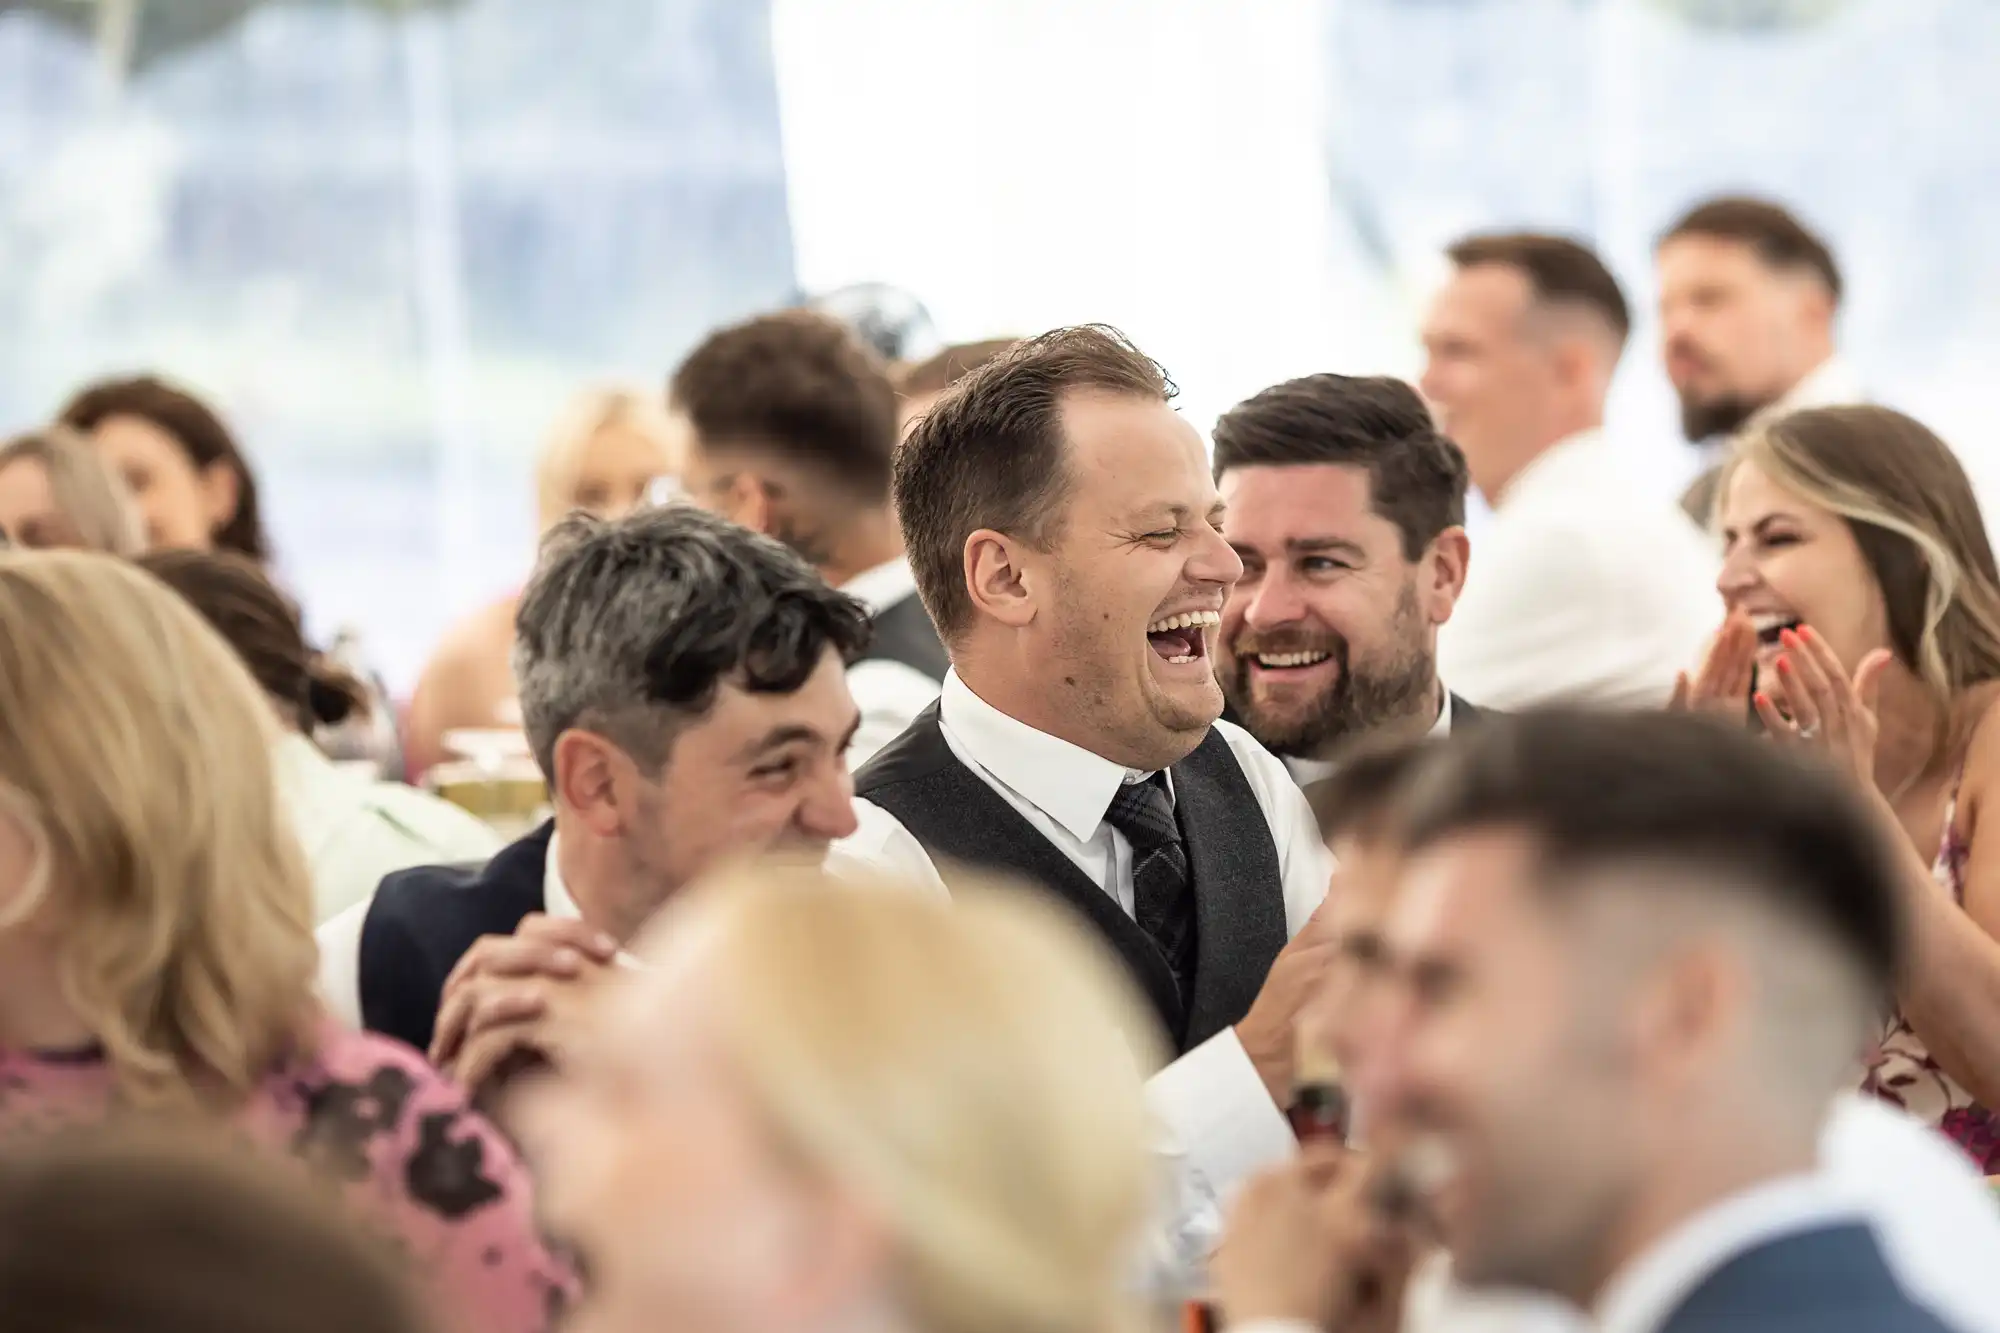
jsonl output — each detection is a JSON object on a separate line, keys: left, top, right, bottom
{"left": 58, "top": 373, "right": 271, "bottom": 560}
{"left": 139, "top": 549, "right": 498, "bottom": 922}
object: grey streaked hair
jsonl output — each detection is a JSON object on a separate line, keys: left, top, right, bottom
{"left": 512, "top": 504, "right": 873, "bottom": 779}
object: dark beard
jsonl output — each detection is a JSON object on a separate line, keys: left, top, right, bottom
{"left": 1678, "top": 391, "right": 1765, "bottom": 443}
{"left": 1220, "top": 588, "right": 1438, "bottom": 759}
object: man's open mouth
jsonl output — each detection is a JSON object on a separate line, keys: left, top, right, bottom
{"left": 1146, "top": 610, "right": 1219, "bottom": 664}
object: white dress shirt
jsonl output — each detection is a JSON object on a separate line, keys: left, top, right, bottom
{"left": 830, "top": 669, "right": 1333, "bottom": 1222}
{"left": 277, "top": 731, "right": 501, "bottom": 925}
{"left": 840, "top": 556, "right": 945, "bottom": 769}
{"left": 1244, "top": 1094, "right": 2000, "bottom": 1333}
{"left": 1280, "top": 691, "right": 1454, "bottom": 789}
{"left": 1438, "top": 431, "right": 1719, "bottom": 712}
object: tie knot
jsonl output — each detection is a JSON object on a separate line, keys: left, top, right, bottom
{"left": 1103, "top": 774, "right": 1179, "bottom": 852}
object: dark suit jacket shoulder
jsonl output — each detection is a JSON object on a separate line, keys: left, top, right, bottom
{"left": 1660, "top": 1223, "right": 1960, "bottom": 1333}
{"left": 357, "top": 822, "right": 551, "bottom": 1054}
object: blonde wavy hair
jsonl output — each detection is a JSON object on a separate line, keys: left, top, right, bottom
{"left": 0, "top": 550, "right": 320, "bottom": 1107}
{"left": 0, "top": 427, "right": 145, "bottom": 555}
{"left": 1723, "top": 404, "right": 2000, "bottom": 752}
{"left": 534, "top": 386, "right": 680, "bottom": 533}
{"left": 650, "top": 865, "right": 1162, "bottom": 1333}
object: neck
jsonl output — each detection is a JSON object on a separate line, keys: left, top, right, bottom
{"left": 1870, "top": 666, "right": 1950, "bottom": 799}
{"left": 1486, "top": 409, "right": 1603, "bottom": 504}
{"left": 0, "top": 935, "right": 94, "bottom": 1052}
{"left": 552, "top": 817, "right": 671, "bottom": 945}
{"left": 1779, "top": 345, "right": 1837, "bottom": 402}
{"left": 1570, "top": 1111, "right": 1817, "bottom": 1311}
{"left": 816, "top": 509, "right": 904, "bottom": 589}
{"left": 955, "top": 649, "right": 1201, "bottom": 772}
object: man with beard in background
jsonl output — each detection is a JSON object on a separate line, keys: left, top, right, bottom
{"left": 1656, "top": 196, "right": 1859, "bottom": 525}
{"left": 1213, "top": 374, "right": 1481, "bottom": 795}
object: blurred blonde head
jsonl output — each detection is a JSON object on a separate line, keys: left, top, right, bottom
{"left": 535, "top": 387, "right": 681, "bottom": 533}
{"left": 534, "top": 863, "right": 1162, "bottom": 1333}
{"left": 0, "top": 427, "right": 145, "bottom": 554}
{"left": 0, "top": 550, "right": 319, "bottom": 1106}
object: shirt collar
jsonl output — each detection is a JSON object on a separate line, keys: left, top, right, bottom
{"left": 543, "top": 830, "right": 579, "bottom": 920}
{"left": 1595, "top": 1174, "right": 1861, "bottom": 1333}
{"left": 838, "top": 556, "right": 919, "bottom": 616}
{"left": 937, "top": 669, "right": 1162, "bottom": 843}
{"left": 1280, "top": 687, "right": 1452, "bottom": 788}
{"left": 1491, "top": 429, "right": 1606, "bottom": 509}
{"left": 1760, "top": 354, "right": 1862, "bottom": 423}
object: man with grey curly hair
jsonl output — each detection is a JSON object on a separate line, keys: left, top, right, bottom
{"left": 317, "top": 504, "right": 872, "bottom": 1064}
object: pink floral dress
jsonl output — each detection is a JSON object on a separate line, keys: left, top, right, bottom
{"left": 1862, "top": 776, "right": 2000, "bottom": 1173}
{"left": 0, "top": 1019, "right": 574, "bottom": 1333}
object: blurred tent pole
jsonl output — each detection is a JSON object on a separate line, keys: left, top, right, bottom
{"left": 93, "top": 0, "right": 138, "bottom": 90}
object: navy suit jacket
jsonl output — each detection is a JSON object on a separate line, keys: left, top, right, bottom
{"left": 1658, "top": 1222, "right": 1960, "bottom": 1333}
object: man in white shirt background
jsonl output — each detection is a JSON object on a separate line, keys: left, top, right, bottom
{"left": 671, "top": 308, "right": 948, "bottom": 768}
{"left": 833, "top": 325, "right": 1339, "bottom": 1211}
{"left": 1657, "top": 196, "right": 1860, "bottom": 526}
{"left": 1422, "top": 232, "right": 1718, "bottom": 711}
{"left": 1212, "top": 713, "right": 1994, "bottom": 1333}
{"left": 1210, "top": 371, "right": 1478, "bottom": 795}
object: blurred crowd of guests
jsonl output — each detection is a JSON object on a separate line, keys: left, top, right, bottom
{"left": 3, "top": 192, "right": 2000, "bottom": 1333}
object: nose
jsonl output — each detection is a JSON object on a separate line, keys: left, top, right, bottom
{"left": 799, "top": 762, "right": 860, "bottom": 841}
{"left": 1190, "top": 522, "right": 1244, "bottom": 589}
{"left": 1715, "top": 543, "right": 1759, "bottom": 606}
{"left": 1241, "top": 567, "right": 1308, "bottom": 630}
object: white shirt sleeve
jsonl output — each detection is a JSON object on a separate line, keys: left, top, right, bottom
{"left": 314, "top": 900, "right": 368, "bottom": 1029}
{"left": 842, "top": 660, "right": 943, "bottom": 771}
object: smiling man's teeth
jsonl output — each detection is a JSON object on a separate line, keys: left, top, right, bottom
{"left": 1256, "top": 650, "right": 1331, "bottom": 668}
{"left": 1145, "top": 610, "right": 1221, "bottom": 635}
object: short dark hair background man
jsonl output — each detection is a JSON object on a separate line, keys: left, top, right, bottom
{"left": 318, "top": 505, "right": 871, "bottom": 1056}
{"left": 1422, "top": 231, "right": 1717, "bottom": 711}
{"left": 1213, "top": 373, "right": 1474, "bottom": 787}
{"left": 673, "top": 309, "right": 946, "bottom": 766}
{"left": 1657, "top": 196, "right": 1858, "bottom": 523}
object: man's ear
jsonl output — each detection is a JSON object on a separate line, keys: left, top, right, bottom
{"left": 721, "top": 471, "right": 776, "bottom": 536}
{"left": 549, "top": 729, "right": 629, "bottom": 838}
{"left": 1424, "top": 526, "right": 1472, "bottom": 626}
{"left": 964, "top": 528, "right": 1038, "bottom": 630}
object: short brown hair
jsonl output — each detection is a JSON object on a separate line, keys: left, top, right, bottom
{"left": 1305, "top": 732, "right": 1441, "bottom": 845}
{"left": 0, "top": 1129, "right": 428, "bottom": 1333}
{"left": 897, "top": 338, "right": 1024, "bottom": 398}
{"left": 0, "top": 427, "right": 144, "bottom": 555}
{"left": 670, "top": 309, "right": 900, "bottom": 504}
{"left": 1212, "top": 374, "right": 1467, "bottom": 559}
{"left": 57, "top": 374, "right": 271, "bottom": 563}
{"left": 895, "top": 326, "right": 1174, "bottom": 642}
{"left": 137, "top": 549, "right": 370, "bottom": 733}
{"left": 1446, "top": 232, "right": 1632, "bottom": 344}
{"left": 1660, "top": 196, "right": 1842, "bottom": 304}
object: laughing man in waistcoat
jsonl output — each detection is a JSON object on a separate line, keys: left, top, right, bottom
{"left": 316, "top": 505, "right": 873, "bottom": 1055}
{"left": 669, "top": 310, "right": 948, "bottom": 771}
{"left": 832, "top": 326, "right": 1337, "bottom": 1223}
{"left": 1211, "top": 373, "right": 1486, "bottom": 810}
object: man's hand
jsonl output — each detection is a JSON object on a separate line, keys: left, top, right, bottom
{"left": 1234, "top": 899, "right": 1342, "bottom": 1105}
{"left": 1211, "top": 1143, "right": 1416, "bottom": 1333}
{"left": 429, "top": 914, "right": 619, "bottom": 1095}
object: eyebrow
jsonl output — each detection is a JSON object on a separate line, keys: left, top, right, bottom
{"left": 1236, "top": 535, "right": 1369, "bottom": 562}
{"left": 1134, "top": 500, "right": 1228, "bottom": 528}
